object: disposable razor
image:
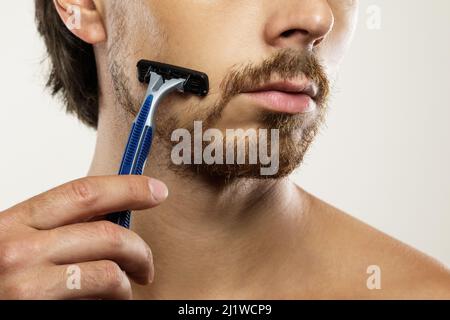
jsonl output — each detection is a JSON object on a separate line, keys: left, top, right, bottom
{"left": 107, "top": 60, "right": 209, "bottom": 228}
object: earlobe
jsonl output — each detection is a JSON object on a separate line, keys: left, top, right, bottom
{"left": 53, "top": 0, "right": 106, "bottom": 44}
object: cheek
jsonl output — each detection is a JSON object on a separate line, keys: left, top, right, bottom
{"left": 145, "top": 1, "right": 266, "bottom": 99}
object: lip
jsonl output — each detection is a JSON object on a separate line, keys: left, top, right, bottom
{"left": 242, "top": 80, "right": 318, "bottom": 114}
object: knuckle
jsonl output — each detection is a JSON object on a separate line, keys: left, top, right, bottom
{"left": 68, "top": 178, "right": 99, "bottom": 208}
{"left": 96, "top": 221, "right": 125, "bottom": 248}
{"left": 21, "top": 199, "right": 45, "bottom": 225}
{"left": 101, "top": 261, "right": 130, "bottom": 293}
{"left": 0, "top": 241, "right": 23, "bottom": 271}
{"left": 0, "top": 210, "right": 16, "bottom": 231}
{"left": 103, "top": 262, "right": 122, "bottom": 286}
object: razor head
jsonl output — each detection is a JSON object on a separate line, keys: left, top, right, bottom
{"left": 137, "top": 60, "right": 209, "bottom": 97}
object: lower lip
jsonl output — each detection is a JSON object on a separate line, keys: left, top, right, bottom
{"left": 244, "top": 91, "right": 316, "bottom": 114}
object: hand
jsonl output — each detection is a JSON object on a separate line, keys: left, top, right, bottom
{"left": 0, "top": 175, "right": 168, "bottom": 300}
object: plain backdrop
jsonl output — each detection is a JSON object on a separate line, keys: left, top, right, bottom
{"left": 0, "top": 1, "right": 449, "bottom": 265}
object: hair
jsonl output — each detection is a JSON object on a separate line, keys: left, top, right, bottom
{"left": 35, "top": 0, "right": 99, "bottom": 129}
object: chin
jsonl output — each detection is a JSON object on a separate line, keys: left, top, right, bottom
{"left": 168, "top": 134, "right": 307, "bottom": 183}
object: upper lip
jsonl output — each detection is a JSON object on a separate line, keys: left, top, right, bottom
{"left": 243, "top": 79, "right": 318, "bottom": 99}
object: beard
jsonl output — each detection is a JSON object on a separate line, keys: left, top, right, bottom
{"left": 109, "top": 48, "right": 330, "bottom": 182}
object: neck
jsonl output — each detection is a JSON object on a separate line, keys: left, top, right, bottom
{"left": 88, "top": 100, "right": 309, "bottom": 299}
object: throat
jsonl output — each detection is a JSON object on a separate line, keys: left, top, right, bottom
{"left": 130, "top": 175, "right": 305, "bottom": 299}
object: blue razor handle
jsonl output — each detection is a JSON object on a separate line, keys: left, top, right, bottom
{"left": 106, "top": 95, "right": 154, "bottom": 229}
{"left": 106, "top": 72, "right": 185, "bottom": 229}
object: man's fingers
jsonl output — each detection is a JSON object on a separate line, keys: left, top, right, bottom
{"left": 6, "top": 261, "right": 134, "bottom": 300}
{"left": 8, "top": 175, "right": 168, "bottom": 230}
{"left": 44, "top": 221, "right": 154, "bottom": 285}
{"left": 60, "top": 261, "right": 133, "bottom": 300}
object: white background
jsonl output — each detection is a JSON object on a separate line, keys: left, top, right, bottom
{"left": 0, "top": 1, "right": 449, "bottom": 265}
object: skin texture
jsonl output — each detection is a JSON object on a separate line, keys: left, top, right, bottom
{"left": 0, "top": 0, "right": 449, "bottom": 299}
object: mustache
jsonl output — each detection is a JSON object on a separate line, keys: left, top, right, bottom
{"left": 219, "top": 48, "right": 330, "bottom": 107}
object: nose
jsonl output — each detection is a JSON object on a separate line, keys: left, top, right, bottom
{"left": 263, "top": 0, "right": 334, "bottom": 50}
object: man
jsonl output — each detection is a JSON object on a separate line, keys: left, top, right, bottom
{"left": 0, "top": 0, "right": 448, "bottom": 299}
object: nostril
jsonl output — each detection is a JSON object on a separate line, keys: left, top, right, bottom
{"left": 313, "top": 37, "right": 325, "bottom": 47}
{"left": 281, "top": 29, "right": 295, "bottom": 38}
{"left": 280, "top": 29, "right": 308, "bottom": 38}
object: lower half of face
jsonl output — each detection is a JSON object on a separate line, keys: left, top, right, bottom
{"left": 105, "top": 0, "right": 358, "bottom": 181}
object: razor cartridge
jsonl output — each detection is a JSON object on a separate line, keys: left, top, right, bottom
{"left": 137, "top": 60, "right": 209, "bottom": 96}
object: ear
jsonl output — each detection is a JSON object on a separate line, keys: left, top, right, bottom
{"left": 53, "top": 0, "right": 106, "bottom": 44}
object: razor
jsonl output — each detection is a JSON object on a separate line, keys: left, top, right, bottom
{"left": 107, "top": 60, "right": 209, "bottom": 228}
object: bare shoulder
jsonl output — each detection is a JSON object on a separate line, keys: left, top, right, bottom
{"left": 287, "top": 188, "right": 450, "bottom": 299}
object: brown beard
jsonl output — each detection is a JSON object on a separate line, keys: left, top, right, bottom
{"left": 110, "top": 49, "right": 330, "bottom": 183}
{"left": 165, "top": 49, "right": 329, "bottom": 182}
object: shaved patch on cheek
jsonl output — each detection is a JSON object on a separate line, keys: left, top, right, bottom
{"left": 107, "top": 0, "right": 166, "bottom": 60}
{"left": 105, "top": 0, "right": 168, "bottom": 116}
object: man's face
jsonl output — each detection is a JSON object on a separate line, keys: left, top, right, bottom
{"left": 104, "top": 0, "right": 359, "bottom": 179}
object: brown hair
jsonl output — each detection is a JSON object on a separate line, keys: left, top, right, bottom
{"left": 35, "top": 0, "right": 99, "bottom": 129}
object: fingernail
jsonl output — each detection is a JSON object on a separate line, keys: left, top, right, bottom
{"left": 148, "top": 179, "right": 169, "bottom": 203}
